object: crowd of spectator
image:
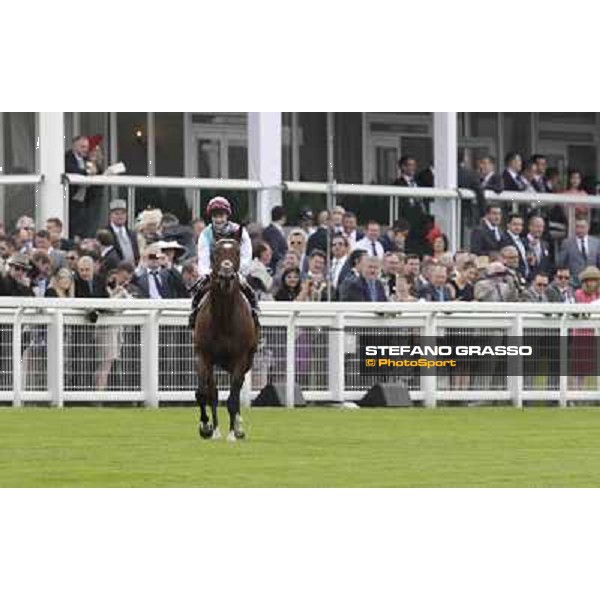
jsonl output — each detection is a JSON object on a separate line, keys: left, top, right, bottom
{"left": 2, "top": 137, "right": 598, "bottom": 309}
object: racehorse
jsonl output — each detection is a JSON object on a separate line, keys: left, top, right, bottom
{"left": 193, "top": 228, "right": 259, "bottom": 441}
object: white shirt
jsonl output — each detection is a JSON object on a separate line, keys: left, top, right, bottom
{"left": 330, "top": 255, "right": 348, "bottom": 289}
{"left": 197, "top": 222, "right": 252, "bottom": 277}
{"left": 484, "top": 218, "right": 502, "bottom": 242}
{"left": 344, "top": 229, "right": 359, "bottom": 249}
{"left": 147, "top": 268, "right": 163, "bottom": 299}
{"left": 355, "top": 237, "right": 384, "bottom": 258}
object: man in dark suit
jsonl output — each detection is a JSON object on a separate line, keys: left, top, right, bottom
{"left": 339, "top": 255, "right": 387, "bottom": 302}
{"left": 558, "top": 218, "right": 600, "bottom": 284}
{"left": 306, "top": 211, "right": 332, "bottom": 257}
{"left": 502, "top": 152, "right": 526, "bottom": 191}
{"left": 341, "top": 211, "right": 363, "bottom": 249}
{"left": 393, "top": 155, "right": 429, "bottom": 251}
{"left": 45, "top": 218, "right": 74, "bottom": 252}
{"left": 526, "top": 215, "right": 553, "bottom": 279}
{"left": 470, "top": 204, "right": 504, "bottom": 257}
{"left": 546, "top": 268, "right": 575, "bottom": 303}
{"left": 501, "top": 214, "right": 530, "bottom": 279}
{"left": 262, "top": 206, "right": 288, "bottom": 272}
{"left": 336, "top": 249, "right": 367, "bottom": 299}
{"left": 65, "top": 135, "right": 90, "bottom": 239}
{"left": 133, "top": 245, "right": 177, "bottom": 299}
{"left": 74, "top": 256, "right": 109, "bottom": 298}
{"left": 417, "top": 265, "right": 453, "bottom": 302}
{"left": 478, "top": 156, "right": 504, "bottom": 193}
{"left": 531, "top": 154, "right": 551, "bottom": 193}
{"left": 96, "top": 229, "right": 122, "bottom": 284}
{"left": 108, "top": 199, "right": 140, "bottom": 265}
{"left": 0, "top": 255, "right": 35, "bottom": 297}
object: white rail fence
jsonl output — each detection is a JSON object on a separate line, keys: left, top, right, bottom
{"left": 2, "top": 298, "right": 600, "bottom": 408}
{"left": 1, "top": 174, "right": 598, "bottom": 251}
{"left": 61, "top": 174, "right": 600, "bottom": 254}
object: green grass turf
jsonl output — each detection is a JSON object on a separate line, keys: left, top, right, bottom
{"left": 2, "top": 407, "right": 600, "bottom": 487}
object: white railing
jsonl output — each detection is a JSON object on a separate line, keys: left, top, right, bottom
{"left": 0, "top": 175, "right": 43, "bottom": 185}
{"left": 2, "top": 297, "right": 600, "bottom": 409}
{"left": 62, "top": 173, "right": 600, "bottom": 251}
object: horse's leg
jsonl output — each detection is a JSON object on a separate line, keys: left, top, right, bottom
{"left": 227, "top": 368, "right": 246, "bottom": 442}
{"left": 196, "top": 360, "right": 213, "bottom": 439}
{"left": 207, "top": 367, "right": 221, "bottom": 440}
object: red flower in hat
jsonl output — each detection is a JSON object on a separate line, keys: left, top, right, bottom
{"left": 88, "top": 135, "right": 104, "bottom": 151}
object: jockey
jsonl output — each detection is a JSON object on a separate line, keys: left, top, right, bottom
{"left": 189, "top": 196, "right": 260, "bottom": 330}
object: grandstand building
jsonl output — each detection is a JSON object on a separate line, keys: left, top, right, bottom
{"left": 1, "top": 112, "right": 599, "bottom": 240}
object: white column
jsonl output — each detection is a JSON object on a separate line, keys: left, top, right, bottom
{"left": 248, "top": 112, "right": 282, "bottom": 226}
{"left": 433, "top": 112, "right": 457, "bottom": 250}
{"left": 38, "top": 112, "right": 65, "bottom": 228}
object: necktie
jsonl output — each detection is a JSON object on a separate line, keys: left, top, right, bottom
{"left": 371, "top": 241, "right": 377, "bottom": 257}
{"left": 88, "top": 280, "right": 94, "bottom": 296}
{"left": 494, "top": 227, "right": 501, "bottom": 243}
{"left": 151, "top": 271, "right": 164, "bottom": 298}
{"left": 580, "top": 239, "right": 587, "bottom": 261}
{"left": 369, "top": 281, "right": 376, "bottom": 301}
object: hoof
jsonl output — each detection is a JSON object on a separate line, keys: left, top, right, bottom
{"left": 235, "top": 429, "right": 246, "bottom": 440}
{"left": 199, "top": 423, "right": 213, "bottom": 439}
{"left": 211, "top": 428, "right": 222, "bottom": 441}
{"left": 227, "top": 431, "right": 238, "bottom": 443}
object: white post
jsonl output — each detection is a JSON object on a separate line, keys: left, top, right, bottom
{"left": 12, "top": 311, "right": 22, "bottom": 408}
{"left": 509, "top": 314, "right": 524, "bottom": 409}
{"left": 423, "top": 313, "right": 437, "bottom": 408}
{"left": 38, "top": 112, "right": 66, "bottom": 229}
{"left": 285, "top": 312, "right": 296, "bottom": 408}
{"left": 248, "top": 112, "right": 282, "bottom": 227}
{"left": 559, "top": 315, "right": 568, "bottom": 408}
{"left": 48, "top": 312, "right": 64, "bottom": 408}
{"left": 329, "top": 312, "right": 345, "bottom": 402}
{"left": 142, "top": 310, "right": 160, "bottom": 408}
{"left": 433, "top": 112, "right": 457, "bottom": 251}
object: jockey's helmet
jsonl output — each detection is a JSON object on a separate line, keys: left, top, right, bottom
{"left": 206, "top": 196, "right": 232, "bottom": 219}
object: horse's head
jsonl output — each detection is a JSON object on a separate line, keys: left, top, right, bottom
{"left": 211, "top": 235, "right": 241, "bottom": 292}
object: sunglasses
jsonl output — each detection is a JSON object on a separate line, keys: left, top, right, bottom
{"left": 11, "top": 265, "right": 26, "bottom": 272}
{"left": 290, "top": 241, "right": 303, "bottom": 246}
{"left": 148, "top": 254, "right": 159, "bottom": 260}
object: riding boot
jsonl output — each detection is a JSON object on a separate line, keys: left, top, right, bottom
{"left": 189, "top": 275, "right": 210, "bottom": 329}
{"left": 239, "top": 278, "right": 261, "bottom": 331}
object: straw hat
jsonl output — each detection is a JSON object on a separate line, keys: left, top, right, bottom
{"left": 579, "top": 266, "right": 600, "bottom": 282}
{"left": 158, "top": 240, "right": 186, "bottom": 258}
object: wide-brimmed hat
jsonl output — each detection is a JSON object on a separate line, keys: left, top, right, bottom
{"left": 7, "top": 254, "right": 31, "bottom": 270}
{"left": 158, "top": 240, "right": 186, "bottom": 258}
{"left": 579, "top": 266, "right": 600, "bottom": 282}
